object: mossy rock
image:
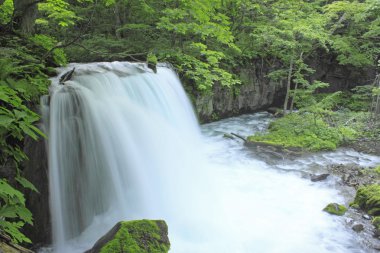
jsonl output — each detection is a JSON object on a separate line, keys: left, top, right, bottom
{"left": 353, "top": 185, "right": 380, "bottom": 216}
{"left": 85, "top": 220, "right": 170, "bottom": 253}
{"left": 323, "top": 203, "right": 347, "bottom": 216}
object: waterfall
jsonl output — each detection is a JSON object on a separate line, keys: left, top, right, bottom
{"left": 44, "top": 61, "right": 379, "bottom": 253}
{"left": 44, "top": 62, "right": 205, "bottom": 252}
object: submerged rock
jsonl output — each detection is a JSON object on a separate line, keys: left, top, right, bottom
{"left": 85, "top": 220, "right": 170, "bottom": 253}
{"left": 352, "top": 223, "right": 364, "bottom": 233}
{"left": 310, "top": 173, "right": 330, "bottom": 182}
{"left": 363, "top": 214, "right": 371, "bottom": 220}
{"left": 323, "top": 203, "right": 347, "bottom": 216}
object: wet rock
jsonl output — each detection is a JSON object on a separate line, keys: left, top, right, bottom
{"left": 85, "top": 220, "right": 170, "bottom": 253}
{"left": 352, "top": 223, "right": 364, "bottom": 232}
{"left": 362, "top": 214, "right": 371, "bottom": 220}
{"left": 327, "top": 163, "right": 380, "bottom": 188}
{"left": 310, "top": 173, "right": 330, "bottom": 182}
{"left": 346, "top": 138, "right": 380, "bottom": 156}
{"left": 323, "top": 203, "right": 347, "bottom": 216}
{"left": 374, "top": 229, "right": 380, "bottom": 238}
{"left": 345, "top": 218, "right": 354, "bottom": 225}
{"left": 373, "top": 242, "right": 380, "bottom": 250}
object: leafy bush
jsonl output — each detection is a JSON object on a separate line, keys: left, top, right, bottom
{"left": 353, "top": 184, "right": 380, "bottom": 216}
{"left": 0, "top": 34, "right": 55, "bottom": 244}
{"left": 342, "top": 85, "right": 373, "bottom": 111}
{"left": 0, "top": 178, "right": 37, "bottom": 244}
{"left": 247, "top": 113, "right": 357, "bottom": 151}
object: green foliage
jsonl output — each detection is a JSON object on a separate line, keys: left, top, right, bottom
{"left": 36, "top": 0, "right": 79, "bottom": 27}
{"left": 0, "top": 0, "right": 13, "bottom": 25}
{"left": 343, "top": 85, "right": 373, "bottom": 111}
{"left": 30, "top": 34, "right": 67, "bottom": 66}
{"left": 374, "top": 165, "right": 380, "bottom": 175}
{"left": 0, "top": 34, "right": 55, "bottom": 245}
{"left": 373, "top": 216, "right": 380, "bottom": 230}
{"left": 353, "top": 184, "right": 380, "bottom": 216}
{"left": 324, "top": 0, "right": 380, "bottom": 67}
{"left": 247, "top": 113, "right": 357, "bottom": 151}
{"left": 100, "top": 220, "right": 170, "bottom": 253}
{"left": 0, "top": 179, "right": 35, "bottom": 244}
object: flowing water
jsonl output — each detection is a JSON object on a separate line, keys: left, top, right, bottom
{"left": 43, "top": 62, "right": 380, "bottom": 253}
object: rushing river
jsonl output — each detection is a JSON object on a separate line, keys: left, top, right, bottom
{"left": 44, "top": 62, "right": 380, "bottom": 253}
{"left": 199, "top": 113, "right": 380, "bottom": 253}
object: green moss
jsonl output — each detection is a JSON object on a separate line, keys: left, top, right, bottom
{"left": 247, "top": 113, "right": 356, "bottom": 151}
{"left": 323, "top": 203, "right": 347, "bottom": 216}
{"left": 353, "top": 185, "right": 380, "bottom": 216}
{"left": 100, "top": 220, "right": 170, "bottom": 253}
{"left": 374, "top": 166, "right": 380, "bottom": 175}
{"left": 372, "top": 217, "right": 380, "bottom": 230}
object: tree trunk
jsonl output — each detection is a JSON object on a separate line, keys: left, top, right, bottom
{"left": 12, "top": 0, "right": 38, "bottom": 35}
{"left": 283, "top": 56, "right": 294, "bottom": 115}
{"left": 114, "top": 1, "right": 122, "bottom": 39}
{"left": 289, "top": 82, "right": 298, "bottom": 113}
{"left": 372, "top": 74, "right": 380, "bottom": 120}
{"left": 289, "top": 52, "right": 303, "bottom": 113}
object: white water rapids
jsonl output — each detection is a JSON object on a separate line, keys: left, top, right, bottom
{"left": 43, "top": 62, "right": 380, "bottom": 253}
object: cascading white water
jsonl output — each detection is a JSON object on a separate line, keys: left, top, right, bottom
{"left": 45, "top": 62, "right": 209, "bottom": 252}
{"left": 44, "top": 62, "right": 380, "bottom": 253}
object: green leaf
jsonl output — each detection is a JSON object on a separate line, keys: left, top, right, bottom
{"left": 15, "top": 176, "right": 39, "bottom": 193}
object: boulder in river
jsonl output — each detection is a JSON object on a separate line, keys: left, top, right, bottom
{"left": 323, "top": 203, "right": 347, "bottom": 216}
{"left": 85, "top": 220, "right": 170, "bottom": 253}
{"left": 352, "top": 223, "right": 364, "bottom": 233}
{"left": 310, "top": 173, "right": 330, "bottom": 182}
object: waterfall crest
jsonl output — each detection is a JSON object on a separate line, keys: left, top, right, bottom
{"left": 44, "top": 62, "right": 203, "bottom": 252}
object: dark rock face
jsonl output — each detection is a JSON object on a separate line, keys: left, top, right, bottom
{"left": 85, "top": 220, "right": 170, "bottom": 253}
{"left": 308, "top": 52, "right": 376, "bottom": 92}
{"left": 195, "top": 64, "right": 283, "bottom": 122}
{"left": 22, "top": 137, "right": 51, "bottom": 247}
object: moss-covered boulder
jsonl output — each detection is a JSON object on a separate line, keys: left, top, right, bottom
{"left": 353, "top": 184, "right": 380, "bottom": 216}
{"left": 323, "top": 203, "right": 347, "bottom": 216}
{"left": 85, "top": 220, "right": 170, "bottom": 253}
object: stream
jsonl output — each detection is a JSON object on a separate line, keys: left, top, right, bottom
{"left": 195, "top": 112, "right": 380, "bottom": 253}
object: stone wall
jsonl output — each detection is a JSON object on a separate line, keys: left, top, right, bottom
{"left": 195, "top": 62, "right": 284, "bottom": 123}
{"left": 22, "top": 136, "right": 51, "bottom": 247}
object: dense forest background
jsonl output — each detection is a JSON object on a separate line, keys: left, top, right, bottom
{"left": 0, "top": 0, "right": 380, "bottom": 247}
